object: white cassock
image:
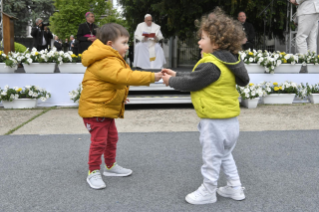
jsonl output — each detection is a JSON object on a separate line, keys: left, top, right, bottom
{"left": 295, "top": 0, "right": 319, "bottom": 54}
{"left": 134, "top": 22, "right": 166, "bottom": 69}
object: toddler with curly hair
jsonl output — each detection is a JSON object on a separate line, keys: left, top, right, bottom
{"left": 162, "top": 7, "right": 250, "bottom": 204}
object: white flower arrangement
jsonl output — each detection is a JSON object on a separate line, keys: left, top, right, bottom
{"left": 69, "top": 83, "right": 82, "bottom": 103}
{"left": 237, "top": 83, "right": 264, "bottom": 100}
{"left": 0, "top": 85, "right": 51, "bottom": 102}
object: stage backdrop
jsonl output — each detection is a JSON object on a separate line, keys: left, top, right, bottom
{"left": 0, "top": 73, "right": 319, "bottom": 107}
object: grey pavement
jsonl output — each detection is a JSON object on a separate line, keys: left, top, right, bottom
{"left": 1, "top": 131, "right": 318, "bottom": 212}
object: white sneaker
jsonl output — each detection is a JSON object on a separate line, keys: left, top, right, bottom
{"left": 185, "top": 184, "right": 217, "bottom": 205}
{"left": 217, "top": 186, "right": 245, "bottom": 200}
{"left": 103, "top": 163, "right": 133, "bottom": 177}
{"left": 86, "top": 170, "right": 106, "bottom": 189}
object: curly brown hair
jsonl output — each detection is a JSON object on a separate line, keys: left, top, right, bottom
{"left": 199, "top": 7, "right": 246, "bottom": 55}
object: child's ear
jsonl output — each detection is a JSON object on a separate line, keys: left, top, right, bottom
{"left": 106, "top": 41, "right": 113, "bottom": 46}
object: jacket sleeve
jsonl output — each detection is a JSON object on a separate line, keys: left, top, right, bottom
{"left": 77, "top": 24, "right": 88, "bottom": 42}
{"left": 247, "top": 23, "right": 255, "bottom": 43}
{"left": 31, "top": 27, "right": 38, "bottom": 38}
{"left": 168, "top": 63, "right": 220, "bottom": 92}
{"left": 93, "top": 59, "right": 155, "bottom": 86}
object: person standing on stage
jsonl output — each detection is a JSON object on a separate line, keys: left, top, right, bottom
{"left": 290, "top": 0, "right": 319, "bottom": 54}
{"left": 77, "top": 12, "right": 98, "bottom": 54}
{"left": 238, "top": 12, "right": 255, "bottom": 50}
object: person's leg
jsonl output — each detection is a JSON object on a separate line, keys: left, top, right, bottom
{"left": 104, "top": 118, "right": 118, "bottom": 167}
{"left": 307, "top": 15, "right": 319, "bottom": 54}
{"left": 84, "top": 118, "right": 109, "bottom": 172}
{"left": 83, "top": 117, "right": 110, "bottom": 189}
{"left": 296, "top": 14, "right": 318, "bottom": 54}
{"left": 103, "top": 119, "right": 133, "bottom": 176}
{"left": 217, "top": 117, "right": 245, "bottom": 200}
{"left": 185, "top": 119, "right": 222, "bottom": 204}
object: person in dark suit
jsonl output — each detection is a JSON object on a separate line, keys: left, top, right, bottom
{"left": 63, "top": 38, "right": 69, "bottom": 52}
{"left": 238, "top": 12, "right": 255, "bottom": 50}
{"left": 54, "top": 36, "right": 63, "bottom": 51}
{"left": 77, "top": 12, "right": 98, "bottom": 54}
{"left": 31, "top": 18, "right": 53, "bottom": 51}
{"left": 69, "top": 35, "right": 79, "bottom": 55}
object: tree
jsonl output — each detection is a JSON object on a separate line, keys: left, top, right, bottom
{"left": 119, "top": 0, "right": 291, "bottom": 41}
{"left": 50, "top": 0, "right": 127, "bottom": 40}
{"left": 2, "top": 0, "right": 55, "bottom": 37}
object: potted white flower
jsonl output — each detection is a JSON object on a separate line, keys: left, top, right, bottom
{"left": 237, "top": 83, "right": 263, "bottom": 109}
{"left": 59, "top": 52, "right": 86, "bottom": 73}
{"left": 261, "top": 81, "right": 298, "bottom": 104}
{"left": 69, "top": 83, "right": 82, "bottom": 103}
{"left": 240, "top": 49, "right": 265, "bottom": 73}
{"left": 0, "top": 51, "right": 19, "bottom": 73}
{"left": 274, "top": 52, "right": 302, "bottom": 73}
{"left": 299, "top": 83, "right": 319, "bottom": 104}
{"left": 0, "top": 85, "right": 51, "bottom": 109}
{"left": 304, "top": 51, "right": 319, "bottom": 73}
{"left": 20, "top": 48, "right": 58, "bottom": 73}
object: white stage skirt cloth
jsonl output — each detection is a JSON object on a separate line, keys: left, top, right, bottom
{"left": 133, "top": 42, "right": 166, "bottom": 69}
{"left": 1, "top": 73, "right": 319, "bottom": 107}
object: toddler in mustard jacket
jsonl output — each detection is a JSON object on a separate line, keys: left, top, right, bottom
{"left": 79, "top": 23, "right": 162, "bottom": 189}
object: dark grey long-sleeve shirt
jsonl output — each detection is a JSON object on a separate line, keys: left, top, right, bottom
{"left": 169, "top": 50, "right": 250, "bottom": 92}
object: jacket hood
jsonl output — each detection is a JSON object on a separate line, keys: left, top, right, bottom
{"left": 81, "top": 39, "right": 124, "bottom": 67}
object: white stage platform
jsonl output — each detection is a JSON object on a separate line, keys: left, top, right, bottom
{"left": 0, "top": 73, "right": 318, "bottom": 107}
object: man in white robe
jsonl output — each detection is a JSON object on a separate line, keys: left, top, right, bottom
{"left": 290, "top": 0, "right": 319, "bottom": 54}
{"left": 134, "top": 14, "right": 166, "bottom": 69}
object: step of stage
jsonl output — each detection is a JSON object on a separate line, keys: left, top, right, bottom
{"left": 127, "top": 94, "right": 191, "bottom": 105}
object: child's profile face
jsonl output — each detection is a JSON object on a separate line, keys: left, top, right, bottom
{"left": 198, "top": 31, "right": 214, "bottom": 54}
{"left": 109, "top": 36, "right": 129, "bottom": 58}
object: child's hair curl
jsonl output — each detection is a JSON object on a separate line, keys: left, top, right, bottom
{"left": 96, "top": 23, "right": 129, "bottom": 44}
{"left": 199, "top": 7, "right": 246, "bottom": 55}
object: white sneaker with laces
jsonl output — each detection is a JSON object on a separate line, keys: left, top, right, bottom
{"left": 185, "top": 184, "right": 217, "bottom": 205}
{"left": 217, "top": 185, "right": 245, "bottom": 200}
{"left": 87, "top": 170, "right": 106, "bottom": 189}
{"left": 103, "top": 163, "right": 133, "bottom": 177}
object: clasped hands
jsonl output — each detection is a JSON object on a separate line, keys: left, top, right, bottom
{"left": 154, "top": 68, "right": 176, "bottom": 86}
{"left": 87, "top": 37, "right": 96, "bottom": 42}
{"left": 290, "top": 0, "right": 299, "bottom": 5}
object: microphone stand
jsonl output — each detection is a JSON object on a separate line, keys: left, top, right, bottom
{"left": 258, "top": 0, "right": 276, "bottom": 51}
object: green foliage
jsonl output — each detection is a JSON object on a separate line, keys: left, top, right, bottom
{"left": 119, "top": 0, "right": 291, "bottom": 40}
{"left": 3, "top": 0, "right": 55, "bottom": 37}
{"left": 14, "top": 42, "right": 27, "bottom": 53}
{"left": 50, "top": 0, "right": 127, "bottom": 40}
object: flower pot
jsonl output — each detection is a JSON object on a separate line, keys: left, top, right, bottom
{"left": 59, "top": 63, "right": 86, "bottom": 73}
{"left": 274, "top": 64, "right": 301, "bottom": 74}
{"left": 23, "top": 63, "right": 56, "bottom": 73}
{"left": 2, "top": 98, "right": 37, "bottom": 109}
{"left": 0, "top": 63, "right": 15, "bottom": 73}
{"left": 263, "top": 94, "right": 295, "bottom": 104}
{"left": 307, "top": 64, "right": 319, "bottom": 73}
{"left": 241, "top": 97, "right": 260, "bottom": 109}
{"left": 308, "top": 94, "right": 319, "bottom": 104}
{"left": 244, "top": 64, "right": 265, "bottom": 73}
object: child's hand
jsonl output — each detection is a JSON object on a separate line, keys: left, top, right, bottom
{"left": 124, "top": 98, "right": 130, "bottom": 104}
{"left": 161, "top": 68, "right": 176, "bottom": 77}
{"left": 154, "top": 72, "right": 162, "bottom": 81}
{"left": 162, "top": 73, "right": 171, "bottom": 86}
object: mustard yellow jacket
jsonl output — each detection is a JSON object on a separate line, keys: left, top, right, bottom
{"left": 78, "top": 39, "right": 155, "bottom": 118}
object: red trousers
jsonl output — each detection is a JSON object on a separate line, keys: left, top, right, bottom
{"left": 83, "top": 117, "right": 118, "bottom": 171}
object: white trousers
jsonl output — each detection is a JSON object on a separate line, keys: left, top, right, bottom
{"left": 198, "top": 118, "right": 242, "bottom": 193}
{"left": 133, "top": 42, "right": 166, "bottom": 69}
{"left": 296, "top": 14, "right": 319, "bottom": 54}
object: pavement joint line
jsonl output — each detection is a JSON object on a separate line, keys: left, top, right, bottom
{"left": 4, "top": 106, "right": 57, "bottom": 135}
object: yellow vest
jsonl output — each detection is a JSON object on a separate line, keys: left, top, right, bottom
{"left": 191, "top": 53, "right": 240, "bottom": 119}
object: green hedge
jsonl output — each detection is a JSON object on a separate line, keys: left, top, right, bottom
{"left": 14, "top": 42, "right": 27, "bottom": 53}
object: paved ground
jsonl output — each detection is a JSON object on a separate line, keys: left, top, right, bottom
{"left": 0, "top": 104, "right": 318, "bottom": 211}
{"left": 1, "top": 104, "right": 319, "bottom": 135}
{"left": 0, "top": 131, "right": 318, "bottom": 212}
